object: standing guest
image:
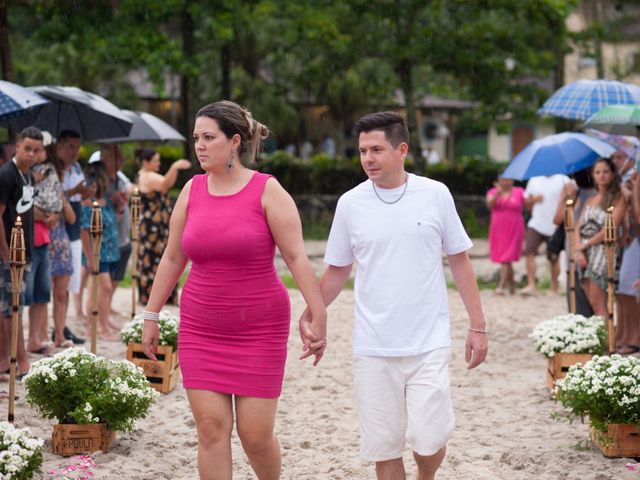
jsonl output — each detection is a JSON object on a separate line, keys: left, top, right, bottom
{"left": 0, "top": 142, "right": 16, "bottom": 167}
{"left": 58, "top": 130, "right": 87, "bottom": 344}
{"left": 0, "top": 127, "right": 43, "bottom": 381}
{"left": 80, "top": 154, "right": 120, "bottom": 340}
{"left": 552, "top": 168, "right": 596, "bottom": 316}
{"left": 25, "top": 134, "right": 58, "bottom": 354}
{"left": 46, "top": 143, "right": 76, "bottom": 348}
{"left": 141, "top": 100, "right": 327, "bottom": 479}
{"left": 575, "top": 158, "right": 626, "bottom": 318}
{"left": 615, "top": 162, "right": 639, "bottom": 354}
{"left": 299, "top": 111, "right": 487, "bottom": 480}
{"left": 101, "top": 145, "right": 133, "bottom": 316}
{"left": 521, "top": 173, "right": 570, "bottom": 295}
{"left": 486, "top": 176, "right": 525, "bottom": 295}
{"left": 135, "top": 148, "right": 190, "bottom": 305}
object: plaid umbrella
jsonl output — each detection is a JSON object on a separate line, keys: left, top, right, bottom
{"left": 501, "top": 132, "right": 616, "bottom": 180}
{"left": 0, "top": 80, "right": 49, "bottom": 121}
{"left": 538, "top": 79, "right": 640, "bottom": 121}
{"left": 583, "top": 104, "right": 640, "bottom": 136}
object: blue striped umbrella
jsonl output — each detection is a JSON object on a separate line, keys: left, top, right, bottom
{"left": 538, "top": 79, "right": 640, "bottom": 121}
{"left": 0, "top": 80, "right": 49, "bottom": 121}
{"left": 501, "top": 132, "right": 616, "bottom": 180}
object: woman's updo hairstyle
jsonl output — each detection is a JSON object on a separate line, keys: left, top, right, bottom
{"left": 135, "top": 147, "right": 157, "bottom": 165}
{"left": 195, "top": 100, "right": 269, "bottom": 164}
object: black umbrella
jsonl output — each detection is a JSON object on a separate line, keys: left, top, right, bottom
{"left": 94, "top": 110, "right": 186, "bottom": 143}
{"left": 1, "top": 85, "right": 133, "bottom": 141}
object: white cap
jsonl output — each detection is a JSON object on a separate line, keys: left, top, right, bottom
{"left": 88, "top": 151, "right": 101, "bottom": 164}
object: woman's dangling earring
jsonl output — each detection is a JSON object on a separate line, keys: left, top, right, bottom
{"left": 227, "top": 149, "right": 235, "bottom": 172}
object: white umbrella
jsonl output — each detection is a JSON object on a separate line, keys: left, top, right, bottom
{"left": 94, "top": 110, "right": 186, "bottom": 143}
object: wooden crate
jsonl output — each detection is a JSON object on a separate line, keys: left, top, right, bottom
{"left": 126, "top": 343, "right": 180, "bottom": 393}
{"left": 52, "top": 423, "right": 115, "bottom": 456}
{"left": 546, "top": 353, "right": 594, "bottom": 390}
{"left": 590, "top": 424, "right": 640, "bottom": 458}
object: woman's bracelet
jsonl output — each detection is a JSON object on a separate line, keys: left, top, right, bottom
{"left": 468, "top": 327, "right": 488, "bottom": 335}
{"left": 142, "top": 310, "right": 159, "bottom": 322}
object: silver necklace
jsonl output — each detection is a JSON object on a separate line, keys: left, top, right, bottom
{"left": 372, "top": 173, "right": 408, "bottom": 205}
{"left": 12, "top": 158, "right": 31, "bottom": 186}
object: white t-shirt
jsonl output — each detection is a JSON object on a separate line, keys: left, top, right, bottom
{"left": 524, "top": 174, "right": 570, "bottom": 236}
{"left": 324, "top": 173, "right": 472, "bottom": 357}
{"left": 62, "top": 161, "right": 85, "bottom": 202}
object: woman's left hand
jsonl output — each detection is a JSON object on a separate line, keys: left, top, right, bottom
{"left": 298, "top": 309, "right": 327, "bottom": 366}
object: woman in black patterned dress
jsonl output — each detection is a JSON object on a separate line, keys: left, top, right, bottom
{"left": 136, "top": 148, "right": 191, "bottom": 304}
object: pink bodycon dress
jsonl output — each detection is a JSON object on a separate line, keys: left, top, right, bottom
{"left": 179, "top": 172, "right": 290, "bottom": 398}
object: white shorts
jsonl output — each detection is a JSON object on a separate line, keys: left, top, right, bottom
{"left": 67, "top": 239, "right": 83, "bottom": 294}
{"left": 353, "top": 347, "right": 454, "bottom": 462}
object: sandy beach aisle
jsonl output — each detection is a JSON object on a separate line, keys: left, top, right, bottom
{"left": 4, "top": 239, "right": 637, "bottom": 479}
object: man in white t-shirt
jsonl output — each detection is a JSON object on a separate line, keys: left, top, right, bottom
{"left": 299, "top": 112, "right": 487, "bottom": 480}
{"left": 521, "top": 174, "right": 570, "bottom": 295}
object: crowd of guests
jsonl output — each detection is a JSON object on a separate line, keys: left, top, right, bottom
{"left": 0, "top": 127, "right": 188, "bottom": 380}
{"left": 487, "top": 147, "right": 640, "bottom": 354}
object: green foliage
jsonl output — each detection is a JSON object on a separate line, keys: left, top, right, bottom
{"left": 422, "top": 156, "right": 508, "bottom": 195}
{"left": 23, "top": 348, "right": 158, "bottom": 433}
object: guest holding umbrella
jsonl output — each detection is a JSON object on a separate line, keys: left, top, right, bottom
{"left": 486, "top": 175, "right": 525, "bottom": 294}
{"left": 135, "top": 148, "right": 190, "bottom": 305}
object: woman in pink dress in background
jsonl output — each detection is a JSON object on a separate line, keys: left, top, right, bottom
{"left": 141, "top": 100, "right": 327, "bottom": 479}
{"left": 486, "top": 176, "right": 525, "bottom": 295}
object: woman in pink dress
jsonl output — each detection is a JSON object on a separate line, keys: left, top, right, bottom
{"left": 141, "top": 101, "right": 327, "bottom": 479}
{"left": 486, "top": 177, "right": 525, "bottom": 295}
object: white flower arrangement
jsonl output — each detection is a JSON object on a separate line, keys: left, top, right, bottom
{"left": 556, "top": 354, "right": 640, "bottom": 434}
{"left": 529, "top": 314, "right": 606, "bottom": 358}
{"left": 23, "top": 348, "right": 159, "bottom": 433}
{"left": 121, "top": 310, "right": 179, "bottom": 350}
{"left": 0, "top": 421, "right": 44, "bottom": 480}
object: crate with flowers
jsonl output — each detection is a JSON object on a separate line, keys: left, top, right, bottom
{"left": 556, "top": 354, "right": 640, "bottom": 458}
{"left": 121, "top": 310, "right": 180, "bottom": 393}
{"left": 0, "top": 421, "right": 43, "bottom": 479}
{"left": 529, "top": 314, "right": 606, "bottom": 389}
{"left": 22, "top": 348, "right": 158, "bottom": 456}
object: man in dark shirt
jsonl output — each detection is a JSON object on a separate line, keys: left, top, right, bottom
{"left": 0, "top": 126, "right": 43, "bottom": 379}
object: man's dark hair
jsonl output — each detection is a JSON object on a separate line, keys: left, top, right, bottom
{"left": 17, "top": 126, "right": 43, "bottom": 142}
{"left": 58, "top": 129, "right": 81, "bottom": 141}
{"left": 353, "top": 111, "right": 409, "bottom": 147}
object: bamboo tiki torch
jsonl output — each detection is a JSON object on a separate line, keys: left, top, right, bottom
{"left": 90, "top": 202, "right": 103, "bottom": 354}
{"left": 8, "top": 217, "right": 25, "bottom": 423}
{"left": 130, "top": 189, "right": 141, "bottom": 319}
{"left": 603, "top": 206, "right": 616, "bottom": 354}
{"left": 564, "top": 199, "right": 576, "bottom": 314}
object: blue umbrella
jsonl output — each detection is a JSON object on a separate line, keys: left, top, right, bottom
{"left": 0, "top": 80, "right": 49, "bottom": 121}
{"left": 501, "top": 132, "right": 616, "bottom": 180}
{"left": 538, "top": 79, "right": 640, "bottom": 121}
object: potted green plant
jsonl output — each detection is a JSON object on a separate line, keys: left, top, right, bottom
{"left": 22, "top": 348, "right": 158, "bottom": 456}
{"left": 0, "top": 421, "right": 44, "bottom": 479}
{"left": 121, "top": 310, "right": 180, "bottom": 393}
{"left": 529, "top": 314, "right": 606, "bottom": 388}
{"left": 556, "top": 354, "right": 640, "bottom": 458}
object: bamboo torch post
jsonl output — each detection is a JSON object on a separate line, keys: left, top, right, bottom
{"left": 603, "top": 206, "right": 616, "bottom": 354}
{"left": 564, "top": 199, "right": 576, "bottom": 314}
{"left": 90, "top": 202, "right": 103, "bottom": 354}
{"left": 8, "top": 217, "right": 25, "bottom": 423}
{"left": 130, "top": 189, "right": 141, "bottom": 319}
